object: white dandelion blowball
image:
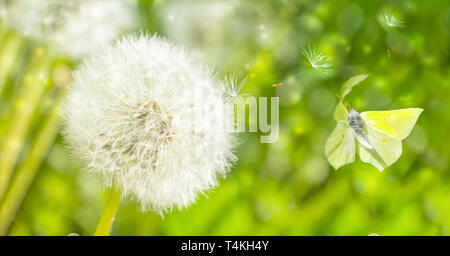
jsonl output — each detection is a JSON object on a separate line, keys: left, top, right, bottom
{"left": 63, "top": 34, "right": 237, "bottom": 215}
{"left": 0, "top": 0, "right": 138, "bottom": 58}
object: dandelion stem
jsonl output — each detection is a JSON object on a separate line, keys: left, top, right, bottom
{"left": 0, "top": 102, "right": 63, "bottom": 236}
{"left": 0, "top": 32, "right": 23, "bottom": 94}
{"left": 93, "top": 189, "right": 121, "bottom": 236}
{"left": 0, "top": 46, "right": 49, "bottom": 201}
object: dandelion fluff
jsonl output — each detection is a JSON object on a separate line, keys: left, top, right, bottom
{"left": 301, "top": 44, "right": 333, "bottom": 74}
{"left": 0, "top": 0, "right": 138, "bottom": 58}
{"left": 224, "top": 75, "right": 247, "bottom": 98}
{"left": 63, "top": 34, "right": 237, "bottom": 214}
{"left": 378, "top": 9, "right": 404, "bottom": 30}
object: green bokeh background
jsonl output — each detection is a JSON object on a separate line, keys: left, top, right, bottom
{"left": 0, "top": 0, "right": 449, "bottom": 235}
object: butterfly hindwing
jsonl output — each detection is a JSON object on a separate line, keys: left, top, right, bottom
{"left": 361, "top": 108, "right": 423, "bottom": 140}
{"left": 325, "top": 122, "right": 356, "bottom": 170}
{"left": 359, "top": 126, "right": 402, "bottom": 171}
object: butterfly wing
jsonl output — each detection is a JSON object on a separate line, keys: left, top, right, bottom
{"left": 358, "top": 126, "right": 402, "bottom": 171}
{"left": 360, "top": 108, "right": 423, "bottom": 140}
{"left": 325, "top": 122, "right": 356, "bottom": 170}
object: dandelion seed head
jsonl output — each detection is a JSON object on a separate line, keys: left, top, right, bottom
{"left": 63, "top": 34, "right": 237, "bottom": 215}
{"left": 379, "top": 10, "right": 404, "bottom": 29}
{"left": 301, "top": 44, "right": 333, "bottom": 74}
{"left": 0, "top": 0, "right": 138, "bottom": 59}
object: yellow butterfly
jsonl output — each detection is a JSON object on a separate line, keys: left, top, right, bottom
{"left": 325, "top": 74, "right": 423, "bottom": 171}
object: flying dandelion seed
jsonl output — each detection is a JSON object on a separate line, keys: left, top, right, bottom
{"left": 63, "top": 34, "right": 237, "bottom": 215}
{"left": 0, "top": 0, "right": 138, "bottom": 58}
{"left": 379, "top": 10, "right": 404, "bottom": 29}
{"left": 272, "top": 72, "right": 303, "bottom": 87}
{"left": 272, "top": 82, "right": 284, "bottom": 87}
{"left": 301, "top": 44, "right": 333, "bottom": 74}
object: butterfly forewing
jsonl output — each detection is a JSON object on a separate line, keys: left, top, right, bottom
{"left": 361, "top": 108, "right": 423, "bottom": 140}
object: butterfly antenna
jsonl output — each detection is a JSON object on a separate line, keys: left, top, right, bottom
{"left": 357, "top": 104, "right": 367, "bottom": 111}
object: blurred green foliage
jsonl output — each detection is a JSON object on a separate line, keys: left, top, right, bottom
{"left": 0, "top": 0, "right": 449, "bottom": 235}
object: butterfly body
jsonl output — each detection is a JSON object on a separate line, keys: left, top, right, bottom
{"left": 348, "top": 109, "right": 364, "bottom": 130}
{"left": 347, "top": 109, "right": 373, "bottom": 149}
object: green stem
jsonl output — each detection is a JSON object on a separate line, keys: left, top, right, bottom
{"left": 0, "top": 100, "right": 63, "bottom": 236}
{"left": 0, "top": 32, "right": 23, "bottom": 94}
{"left": 0, "top": 46, "right": 49, "bottom": 201}
{"left": 93, "top": 189, "right": 122, "bottom": 236}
